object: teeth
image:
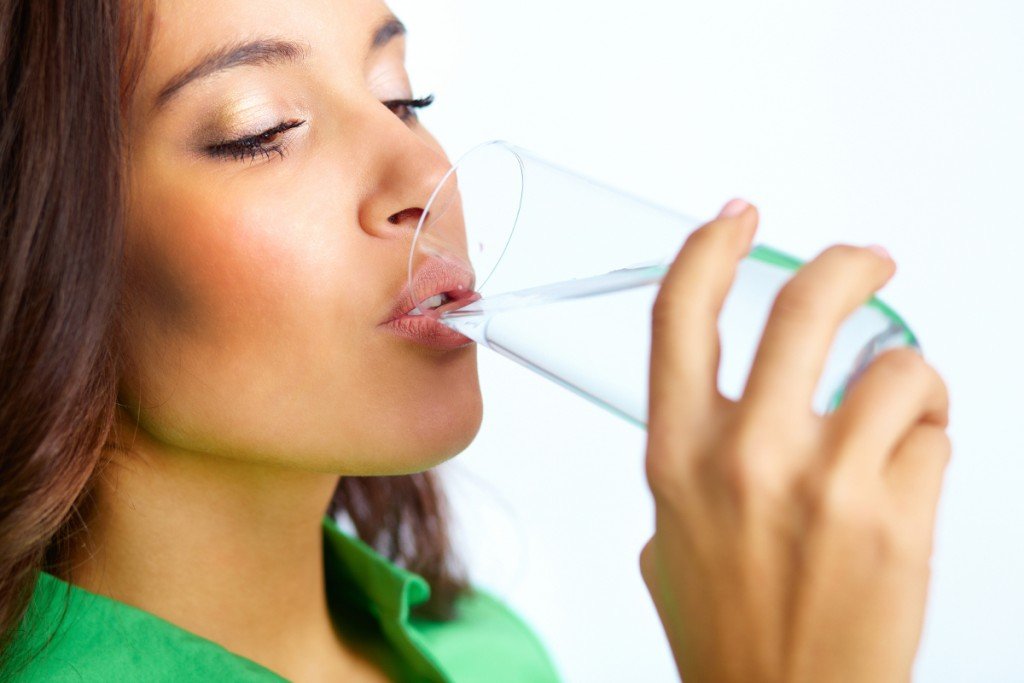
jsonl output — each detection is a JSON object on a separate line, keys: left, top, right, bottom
{"left": 421, "top": 293, "right": 447, "bottom": 309}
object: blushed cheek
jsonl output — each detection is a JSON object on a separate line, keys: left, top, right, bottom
{"left": 124, "top": 186, "right": 354, "bottom": 354}
{"left": 122, "top": 205, "right": 266, "bottom": 374}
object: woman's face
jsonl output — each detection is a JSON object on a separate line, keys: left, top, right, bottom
{"left": 119, "top": 0, "right": 482, "bottom": 474}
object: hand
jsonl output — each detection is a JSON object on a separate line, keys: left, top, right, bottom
{"left": 639, "top": 199, "right": 951, "bottom": 683}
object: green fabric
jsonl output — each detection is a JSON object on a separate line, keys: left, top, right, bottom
{"left": 3, "top": 514, "right": 562, "bottom": 682}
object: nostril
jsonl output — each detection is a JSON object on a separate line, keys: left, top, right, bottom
{"left": 387, "top": 207, "right": 423, "bottom": 225}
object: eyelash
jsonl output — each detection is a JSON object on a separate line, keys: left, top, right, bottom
{"left": 384, "top": 93, "right": 435, "bottom": 123}
{"left": 205, "top": 93, "right": 435, "bottom": 164}
{"left": 206, "top": 119, "right": 307, "bottom": 163}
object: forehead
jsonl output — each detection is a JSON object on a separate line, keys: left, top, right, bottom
{"left": 135, "top": 0, "right": 394, "bottom": 103}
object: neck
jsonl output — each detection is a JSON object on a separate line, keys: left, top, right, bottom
{"left": 65, "top": 407, "right": 355, "bottom": 680}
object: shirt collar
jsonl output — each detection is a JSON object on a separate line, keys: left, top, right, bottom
{"left": 319, "top": 513, "right": 433, "bottom": 620}
{"left": 321, "top": 513, "right": 448, "bottom": 681}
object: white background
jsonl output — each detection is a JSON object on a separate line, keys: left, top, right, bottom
{"left": 390, "top": 1, "right": 1024, "bottom": 680}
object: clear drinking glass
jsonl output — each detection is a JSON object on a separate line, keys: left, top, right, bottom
{"left": 407, "top": 140, "right": 920, "bottom": 429}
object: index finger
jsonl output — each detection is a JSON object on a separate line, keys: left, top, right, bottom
{"left": 648, "top": 200, "right": 758, "bottom": 434}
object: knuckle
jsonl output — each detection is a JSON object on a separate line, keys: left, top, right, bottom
{"left": 869, "top": 348, "right": 943, "bottom": 397}
{"left": 718, "top": 450, "right": 764, "bottom": 502}
{"left": 651, "top": 226, "right": 718, "bottom": 322}
{"left": 937, "top": 372, "right": 951, "bottom": 407}
{"left": 639, "top": 539, "right": 655, "bottom": 583}
{"left": 820, "top": 243, "right": 886, "bottom": 273}
{"left": 715, "top": 445, "right": 749, "bottom": 496}
{"left": 715, "top": 426, "right": 779, "bottom": 499}
{"left": 930, "top": 374, "right": 952, "bottom": 429}
{"left": 821, "top": 243, "right": 864, "bottom": 261}
{"left": 871, "top": 516, "right": 907, "bottom": 562}
{"left": 893, "top": 525, "right": 935, "bottom": 563}
{"left": 936, "top": 430, "right": 953, "bottom": 467}
{"left": 858, "top": 349, "right": 952, "bottom": 428}
{"left": 918, "top": 423, "right": 953, "bottom": 468}
{"left": 816, "top": 471, "right": 871, "bottom": 528}
{"left": 650, "top": 287, "right": 677, "bottom": 331}
{"left": 644, "top": 449, "right": 689, "bottom": 504}
{"left": 816, "top": 482, "right": 902, "bottom": 562}
{"left": 677, "top": 219, "right": 736, "bottom": 267}
{"left": 872, "top": 346, "right": 928, "bottom": 377}
{"left": 772, "top": 276, "right": 830, "bottom": 321}
{"left": 874, "top": 506, "right": 931, "bottom": 563}
{"left": 684, "top": 221, "right": 719, "bottom": 250}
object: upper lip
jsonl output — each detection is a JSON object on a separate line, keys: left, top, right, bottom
{"left": 381, "top": 257, "right": 478, "bottom": 324}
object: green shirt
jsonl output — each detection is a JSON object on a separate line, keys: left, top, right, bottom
{"left": 3, "top": 514, "right": 562, "bottom": 682}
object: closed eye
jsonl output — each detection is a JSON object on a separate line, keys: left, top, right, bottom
{"left": 205, "top": 119, "right": 307, "bottom": 163}
{"left": 382, "top": 93, "right": 434, "bottom": 123}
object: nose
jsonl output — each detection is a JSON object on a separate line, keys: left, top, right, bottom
{"left": 358, "top": 129, "right": 451, "bottom": 240}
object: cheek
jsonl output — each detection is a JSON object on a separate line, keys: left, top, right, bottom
{"left": 127, "top": 167, "right": 368, "bottom": 345}
{"left": 122, "top": 169, "right": 370, "bottom": 437}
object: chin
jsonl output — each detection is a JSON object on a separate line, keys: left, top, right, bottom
{"left": 390, "top": 387, "right": 483, "bottom": 474}
{"left": 381, "top": 344, "right": 484, "bottom": 473}
{"left": 337, "top": 371, "right": 483, "bottom": 476}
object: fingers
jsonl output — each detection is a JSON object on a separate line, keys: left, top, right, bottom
{"left": 740, "top": 244, "right": 897, "bottom": 425}
{"left": 827, "top": 347, "right": 950, "bottom": 472}
{"left": 648, "top": 199, "right": 758, "bottom": 435}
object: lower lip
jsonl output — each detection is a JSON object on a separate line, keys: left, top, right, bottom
{"left": 381, "top": 313, "right": 475, "bottom": 351}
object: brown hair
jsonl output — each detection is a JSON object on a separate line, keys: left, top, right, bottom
{"left": 0, "top": 0, "right": 467, "bottom": 671}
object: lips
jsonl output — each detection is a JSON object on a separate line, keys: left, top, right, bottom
{"left": 378, "top": 258, "right": 481, "bottom": 350}
{"left": 380, "top": 257, "right": 480, "bottom": 325}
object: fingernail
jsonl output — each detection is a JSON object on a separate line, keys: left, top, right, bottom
{"left": 717, "top": 198, "right": 749, "bottom": 219}
{"left": 866, "top": 244, "right": 891, "bottom": 261}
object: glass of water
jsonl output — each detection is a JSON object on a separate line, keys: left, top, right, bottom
{"left": 406, "top": 140, "right": 919, "bottom": 429}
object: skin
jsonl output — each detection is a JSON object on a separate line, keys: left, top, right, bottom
{"left": 69, "top": 0, "right": 478, "bottom": 680}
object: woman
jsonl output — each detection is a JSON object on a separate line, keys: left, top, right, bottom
{"left": 0, "top": 0, "right": 951, "bottom": 681}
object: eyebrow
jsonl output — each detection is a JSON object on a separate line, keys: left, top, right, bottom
{"left": 153, "top": 15, "right": 407, "bottom": 111}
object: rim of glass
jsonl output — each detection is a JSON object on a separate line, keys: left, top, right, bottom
{"left": 407, "top": 139, "right": 525, "bottom": 312}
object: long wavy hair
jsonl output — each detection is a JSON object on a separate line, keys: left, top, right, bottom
{"left": 0, "top": 0, "right": 468, "bottom": 671}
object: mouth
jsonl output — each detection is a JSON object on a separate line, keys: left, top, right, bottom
{"left": 380, "top": 258, "right": 480, "bottom": 325}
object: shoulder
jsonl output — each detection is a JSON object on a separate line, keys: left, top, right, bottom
{"left": 407, "top": 585, "right": 563, "bottom": 683}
